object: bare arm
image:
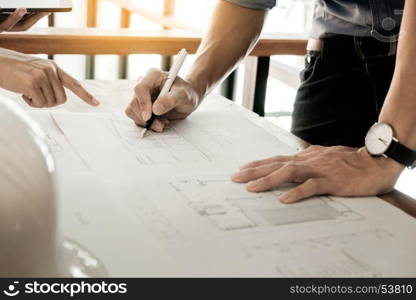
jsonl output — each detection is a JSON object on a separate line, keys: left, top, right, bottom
{"left": 379, "top": 0, "right": 416, "bottom": 150}
{"left": 125, "top": 0, "right": 267, "bottom": 131}
{"left": 186, "top": 0, "right": 267, "bottom": 99}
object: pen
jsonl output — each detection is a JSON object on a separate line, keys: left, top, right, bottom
{"left": 141, "top": 48, "right": 188, "bottom": 138}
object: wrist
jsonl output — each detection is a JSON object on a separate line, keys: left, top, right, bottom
{"left": 362, "top": 147, "right": 404, "bottom": 176}
{"left": 185, "top": 74, "right": 206, "bottom": 106}
{"left": 379, "top": 80, "right": 416, "bottom": 150}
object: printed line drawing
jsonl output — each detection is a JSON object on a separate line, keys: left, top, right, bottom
{"left": 170, "top": 178, "right": 363, "bottom": 231}
{"left": 242, "top": 229, "right": 393, "bottom": 277}
{"left": 110, "top": 118, "right": 211, "bottom": 165}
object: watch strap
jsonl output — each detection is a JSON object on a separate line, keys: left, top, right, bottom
{"left": 385, "top": 140, "right": 416, "bottom": 168}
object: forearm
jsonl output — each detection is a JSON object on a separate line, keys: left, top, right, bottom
{"left": 379, "top": 0, "right": 416, "bottom": 150}
{"left": 185, "top": 0, "right": 267, "bottom": 101}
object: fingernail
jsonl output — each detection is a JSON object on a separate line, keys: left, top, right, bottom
{"left": 279, "top": 194, "right": 290, "bottom": 203}
{"left": 239, "top": 163, "right": 251, "bottom": 170}
{"left": 231, "top": 173, "right": 241, "bottom": 182}
{"left": 142, "top": 112, "right": 149, "bottom": 122}
{"left": 92, "top": 98, "right": 100, "bottom": 106}
{"left": 153, "top": 103, "right": 165, "bottom": 115}
{"left": 154, "top": 122, "right": 163, "bottom": 132}
{"left": 247, "top": 181, "right": 259, "bottom": 191}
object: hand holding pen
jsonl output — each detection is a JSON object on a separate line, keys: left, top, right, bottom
{"left": 125, "top": 49, "right": 202, "bottom": 137}
{"left": 140, "top": 49, "right": 188, "bottom": 137}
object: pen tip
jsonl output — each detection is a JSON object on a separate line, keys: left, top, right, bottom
{"left": 140, "top": 129, "right": 147, "bottom": 138}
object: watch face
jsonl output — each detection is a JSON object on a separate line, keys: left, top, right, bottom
{"left": 365, "top": 123, "right": 394, "bottom": 155}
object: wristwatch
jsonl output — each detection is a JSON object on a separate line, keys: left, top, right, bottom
{"left": 365, "top": 122, "right": 416, "bottom": 169}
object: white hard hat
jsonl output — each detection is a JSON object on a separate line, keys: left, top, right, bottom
{"left": 0, "top": 96, "right": 106, "bottom": 277}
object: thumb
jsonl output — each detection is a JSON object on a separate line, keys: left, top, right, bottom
{"left": 152, "top": 93, "right": 178, "bottom": 115}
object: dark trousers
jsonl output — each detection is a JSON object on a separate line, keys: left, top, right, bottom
{"left": 291, "top": 36, "right": 397, "bottom": 147}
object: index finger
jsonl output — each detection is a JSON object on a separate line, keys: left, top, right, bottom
{"left": 57, "top": 67, "right": 100, "bottom": 106}
{"left": 246, "top": 164, "right": 310, "bottom": 193}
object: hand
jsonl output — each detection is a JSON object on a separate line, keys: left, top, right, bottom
{"left": 0, "top": 53, "right": 100, "bottom": 108}
{"left": 231, "top": 145, "right": 404, "bottom": 203}
{"left": 0, "top": 8, "right": 49, "bottom": 32}
{"left": 125, "top": 69, "right": 200, "bottom": 132}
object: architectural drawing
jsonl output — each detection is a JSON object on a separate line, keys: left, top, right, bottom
{"left": 110, "top": 118, "right": 210, "bottom": 165}
{"left": 242, "top": 229, "right": 393, "bottom": 277}
{"left": 170, "top": 178, "right": 363, "bottom": 231}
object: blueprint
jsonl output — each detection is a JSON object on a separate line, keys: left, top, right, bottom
{"left": 26, "top": 91, "right": 416, "bottom": 277}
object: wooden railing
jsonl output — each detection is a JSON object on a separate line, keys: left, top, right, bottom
{"left": 0, "top": 29, "right": 306, "bottom": 56}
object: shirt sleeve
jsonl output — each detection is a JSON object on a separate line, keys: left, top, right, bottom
{"left": 224, "top": 0, "right": 276, "bottom": 10}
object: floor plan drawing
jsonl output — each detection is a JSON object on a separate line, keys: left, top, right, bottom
{"left": 241, "top": 229, "right": 394, "bottom": 277}
{"left": 109, "top": 117, "right": 211, "bottom": 165}
{"left": 169, "top": 178, "right": 363, "bottom": 231}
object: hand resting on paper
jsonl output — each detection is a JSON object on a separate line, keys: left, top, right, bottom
{"left": 232, "top": 145, "right": 404, "bottom": 203}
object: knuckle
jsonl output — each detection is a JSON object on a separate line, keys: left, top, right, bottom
{"left": 48, "top": 60, "right": 58, "bottom": 68}
{"left": 136, "top": 95, "right": 146, "bottom": 105}
{"left": 147, "top": 68, "right": 160, "bottom": 74}
{"left": 308, "top": 145, "right": 322, "bottom": 151}
{"left": 308, "top": 179, "right": 319, "bottom": 191}
{"left": 32, "top": 70, "right": 45, "bottom": 82}
{"left": 260, "top": 176, "right": 272, "bottom": 185}
{"left": 331, "top": 146, "right": 345, "bottom": 152}
{"left": 125, "top": 108, "right": 141, "bottom": 123}
{"left": 285, "top": 162, "right": 300, "bottom": 178}
{"left": 271, "top": 162, "right": 283, "bottom": 168}
{"left": 125, "top": 107, "right": 134, "bottom": 118}
{"left": 71, "top": 80, "right": 82, "bottom": 88}
{"left": 43, "top": 64, "right": 55, "bottom": 74}
{"left": 175, "top": 88, "right": 187, "bottom": 100}
{"left": 146, "top": 68, "right": 164, "bottom": 78}
{"left": 29, "top": 79, "right": 39, "bottom": 88}
{"left": 31, "top": 102, "right": 43, "bottom": 108}
{"left": 285, "top": 162, "right": 296, "bottom": 170}
{"left": 248, "top": 161, "right": 259, "bottom": 168}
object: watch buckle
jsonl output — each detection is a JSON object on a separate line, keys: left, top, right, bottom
{"left": 408, "top": 160, "right": 416, "bottom": 170}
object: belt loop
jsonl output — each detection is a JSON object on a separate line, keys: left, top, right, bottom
{"left": 388, "top": 41, "right": 398, "bottom": 56}
{"left": 320, "top": 38, "right": 326, "bottom": 61}
{"left": 353, "top": 36, "right": 365, "bottom": 60}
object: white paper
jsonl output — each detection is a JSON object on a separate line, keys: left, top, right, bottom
{"left": 28, "top": 94, "right": 416, "bottom": 277}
